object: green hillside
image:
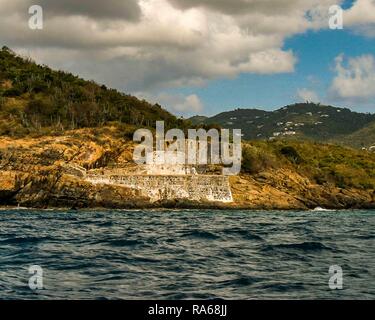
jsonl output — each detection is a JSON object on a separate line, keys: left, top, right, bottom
{"left": 189, "top": 115, "right": 208, "bottom": 125}
{"left": 0, "top": 46, "right": 184, "bottom": 137}
{"left": 242, "top": 139, "right": 375, "bottom": 189}
{"left": 331, "top": 121, "right": 375, "bottom": 148}
{"left": 190, "top": 103, "right": 375, "bottom": 147}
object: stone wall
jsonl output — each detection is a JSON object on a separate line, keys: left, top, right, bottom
{"left": 85, "top": 174, "right": 233, "bottom": 203}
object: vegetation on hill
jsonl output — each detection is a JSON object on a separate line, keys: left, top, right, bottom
{"left": 331, "top": 120, "right": 375, "bottom": 148}
{"left": 242, "top": 140, "right": 375, "bottom": 189}
{"left": 188, "top": 115, "right": 208, "bottom": 125}
{"left": 0, "top": 46, "right": 185, "bottom": 137}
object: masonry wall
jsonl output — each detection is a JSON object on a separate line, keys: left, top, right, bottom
{"left": 85, "top": 174, "right": 233, "bottom": 203}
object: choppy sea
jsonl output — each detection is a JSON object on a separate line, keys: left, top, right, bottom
{"left": 0, "top": 208, "right": 374, "bottom": 299}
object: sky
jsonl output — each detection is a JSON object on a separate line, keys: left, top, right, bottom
{"left": 0, "top": 0, "right": 374, "bottom": 116}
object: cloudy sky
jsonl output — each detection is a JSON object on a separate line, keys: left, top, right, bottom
{"left": 0, "top": 0, "right": 374, "bottom": 116}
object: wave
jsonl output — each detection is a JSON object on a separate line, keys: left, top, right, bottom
{"left": 0, "top": 236, "right": 54, "bottom": 245}
{"left": 219, "top": 275, "right": 263, "bottom": 287}
{"left": 222, "top": 228, "right": 263, "bottom": 241}
{"left": 312, "top": 207, "right": 336, "bottom": 212}
{"left": 105, "top": 239, "right": 143, "bottom": 247}
{"left": 260, "top": 282, "right": 306, "bottom": 292}
{"left": 181, "top": 230, "right": 220, "bottom": 240}
{"left": 262, "top": 241, "right": 332, "bottom": 252}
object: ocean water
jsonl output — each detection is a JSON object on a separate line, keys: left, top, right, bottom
{"left": 0, "top": 209, "right": 374, "bottom": 300}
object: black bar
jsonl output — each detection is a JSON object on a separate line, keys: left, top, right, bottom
{"left": 0, "top": 300, "right": 372, "bottom": 318}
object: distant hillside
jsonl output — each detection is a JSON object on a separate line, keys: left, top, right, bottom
{"left": 190, "top": 103, "right": 375, "bottom": 147}
{"left": 0, "top": 46, "right": 184, "bottom": 137}
{"left": 332, "top": 120, "right": 375, "bottom": 148}
{"left": 189, "top": 115, "right": 208, "bottom": 125}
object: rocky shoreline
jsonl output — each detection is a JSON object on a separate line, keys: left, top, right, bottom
{"left": 1, "top": 169, "right": 374, "bottom": 211}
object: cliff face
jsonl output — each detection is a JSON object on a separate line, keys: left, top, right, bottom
{"left": 0, "top": 128, "right": 374, "bottom": 210}
{"left": 230, "top": 171, "right": 374, "bottom": 210}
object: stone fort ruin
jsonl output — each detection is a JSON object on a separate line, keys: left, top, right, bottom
{"left": 81, "top": 145, "right": 233, "bottom": 203}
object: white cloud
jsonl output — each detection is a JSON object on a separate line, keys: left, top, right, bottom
{"left": 344, "top": 0, "right": 375, "bottom": 37}
{"left": 138, "top": 92, "right": 204, "bottom": 116}
{"left": 296, "top": 88, "right": 319, "bottom": 103}
{"left": 330, "top": 54, "right": 375, "bottom": 103}
{"left": 2, "top": 0, "right": 375, "bottom": 109}
{"left": 0, "top": 0, "right": 341, "bottom": 93}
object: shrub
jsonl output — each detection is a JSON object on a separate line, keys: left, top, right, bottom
{"left": 3, "top": 87, "right": 22, "bottom": 97}
{"left": 280, "top": 146, "right": 303, "bottom": 164}
{"left": 242, "top": 145, "right": 276, "bottom": 174}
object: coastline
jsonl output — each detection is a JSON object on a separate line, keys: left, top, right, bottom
{"left": 0, "top": 197, "right": 374, "bottom": 211}
{"left": 1, "top": 205, "right": 374, "bottom": 211}
{"left": 1, "top": 165, "right": 374, "bottom": 211}
{"left": 1, "top": 131, "right": 374, "bottom": 211}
